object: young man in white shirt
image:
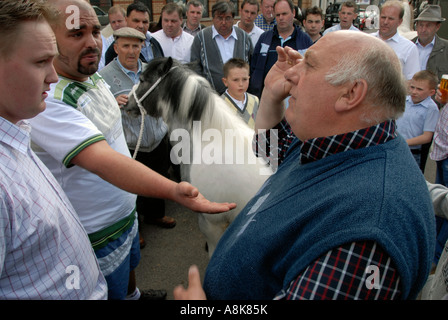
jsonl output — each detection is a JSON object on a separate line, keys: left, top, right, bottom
{"left": 235, "top": 0, "right": 264, "bottom": 47}
{"left": 152, "top": 2, "right": 194, "bottom": 64}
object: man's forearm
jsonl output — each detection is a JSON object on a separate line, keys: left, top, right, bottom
{"left": 254, "top": 90, "right": 286, "bottom": 132}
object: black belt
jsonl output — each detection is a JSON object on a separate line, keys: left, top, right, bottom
{"left": 411, "top": 149, "right": 421, "bottom": 154}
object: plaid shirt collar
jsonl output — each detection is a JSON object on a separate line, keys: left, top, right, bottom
{"left": 298, "top": 120, "right": 397, "bottom": 165}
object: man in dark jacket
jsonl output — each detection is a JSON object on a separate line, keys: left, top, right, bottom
{"left": 248, "top": 0, "right": 312, "bottom": 99}
{"left": 105, "top": 2, "right": 163, "bottom": 65}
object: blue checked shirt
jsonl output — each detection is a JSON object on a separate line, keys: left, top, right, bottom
{"left": 254, "top": 14, "right": 276, "bottom": 31}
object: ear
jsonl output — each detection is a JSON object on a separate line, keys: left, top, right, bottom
{"left": 429, "top": 88, "right": 436, "bottom": 97}
{"left": 334, "top": 79, "right": 368, "bottom": 113}
{"left": 222, "top": 77, "right": 228, "bottom": 87}
{"left": 162, "top": 57, "right": 174, "bottom": 74}
{"left": 113, "top": 43, "right": 119, "bottom": 54}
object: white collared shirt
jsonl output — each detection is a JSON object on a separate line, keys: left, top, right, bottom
{"left": 235, "top": 21, "right": 264, "bottom": 47}
{"left": 224, "top": 89, "right": 247, "bottom": 111}
{"left": 212, "top": 25, "right": 238, "bottom": 64}
{"left": 322, "top": 23, "right": 360, "bottom": 35}
{"left": 373, "top": 31, "right": 421, "bottom": 80}
{"left": 151, "top": 29, "right": 194, "bottom": 64}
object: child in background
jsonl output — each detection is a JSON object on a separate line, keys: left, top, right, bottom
{"left": 221, "top": 58, "right": 259, "bottom": 129}
{"left": 396, "top": 70, "right": 439, "bottom": 170}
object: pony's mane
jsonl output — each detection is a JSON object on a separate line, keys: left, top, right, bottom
{"left": 138, "top": 58, "right": 253, "bottom": 137}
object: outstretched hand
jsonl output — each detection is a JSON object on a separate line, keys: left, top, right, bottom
{"left": 173, "top": 265, "right": 207, "bottom": 300}
{"left": 172, "top": 181, "right": 237, "bottom": 213}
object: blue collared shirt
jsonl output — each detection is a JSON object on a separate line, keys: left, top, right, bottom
{"left": 141, "top": 31, "right": 155, "bottom": 62}
{"left": 396, "top": 95, "right": 439, "bottom": 149}
{"left": 116, "top": 58, "right": 142, "bottom": 84}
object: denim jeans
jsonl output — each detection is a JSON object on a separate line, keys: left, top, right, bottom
{"left": 95, "top": 220, "right": 140, "bottom": 300}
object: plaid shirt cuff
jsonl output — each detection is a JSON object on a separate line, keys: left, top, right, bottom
{"left": 274, "top": 241, "right": 401, "bottom": 300}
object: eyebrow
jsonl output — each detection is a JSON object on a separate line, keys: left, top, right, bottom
{"left": 67, "top": 24, "right": 101, "bottom": 32}
{"left": 304, "top": 50, "right": 312, "bottom": 61}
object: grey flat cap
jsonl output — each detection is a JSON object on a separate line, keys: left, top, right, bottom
{"left": 113, "top": 27, "right": 146, "bottom": 40}
{"left": 415, "top": 5, "right": 445, "bottom": 22}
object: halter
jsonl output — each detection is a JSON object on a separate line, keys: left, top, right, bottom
{"left": 129, "top": 66, "right": 178, "bottom": 159}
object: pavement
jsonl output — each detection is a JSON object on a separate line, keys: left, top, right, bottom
{"left": 135, "top": 158, "right": 437, "bottom": 300}
{"left": 135, "top": 199, "right": 210, "bottom": 300}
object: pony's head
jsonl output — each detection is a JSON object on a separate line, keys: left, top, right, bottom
{"left": 125, "top": 57, "right": 214, "bottom": 131}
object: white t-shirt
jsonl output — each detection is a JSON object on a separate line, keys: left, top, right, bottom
{"left": 29, "top": 73, "right": 136, "bottom": 234}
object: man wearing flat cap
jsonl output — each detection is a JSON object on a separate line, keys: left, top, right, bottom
{"left": 99, "top": 27, "right": 176, "bottom": 249}
{"left": 412, "top": 5, "right": 448, "bottom": 81}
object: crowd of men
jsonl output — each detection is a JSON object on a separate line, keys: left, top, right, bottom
{"left": 1, "top": 0, "right": 448, "bottom": 301}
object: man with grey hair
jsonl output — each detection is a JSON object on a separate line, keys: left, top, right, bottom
{"left": 99, "top": 27, "right": 175, "bottom": 247}
{"left": 182, "top": 0, "right": 206, "bottom": 37}
{"left": 174, "top": 31, "right": 435, "bottom": 300}
{"left": 190, "top": 0, "right": 253, "bottom": 94}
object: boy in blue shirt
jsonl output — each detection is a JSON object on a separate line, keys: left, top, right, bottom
{"left": 396, "top": 70, "right": 439, "bottom": 171}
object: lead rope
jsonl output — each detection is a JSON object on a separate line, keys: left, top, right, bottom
{"left": 129, "top": 66, "right": 178, "bottom": 159}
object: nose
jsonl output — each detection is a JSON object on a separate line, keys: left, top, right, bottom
{"left": 284, "top": 59, "right": 304, "bottom": 86}
{"left": 86, "top": 33, "right": 99, "bottom": 49}
{"left": 46, "top": 64, "right": 59, "bottom": 85}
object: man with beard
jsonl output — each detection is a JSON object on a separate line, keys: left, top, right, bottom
{"left": 28, "top": 0, "right": 236, "bottom": 300}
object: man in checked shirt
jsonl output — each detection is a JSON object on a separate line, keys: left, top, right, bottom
{"left": 174, "top": 31, "right": 436, "bottom": 300}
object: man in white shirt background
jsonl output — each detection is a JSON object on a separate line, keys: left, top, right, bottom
{"left": 323, "top": 0, "right": 360, "bottom": 35}
{"left": 374, "top": 0, "right": 420, "bottom": 80}
{"left": 235, "top": 0, "right": 265, "bottom": 48}
{"left": 152, "top": 2, "right": 194, "bottom": 64}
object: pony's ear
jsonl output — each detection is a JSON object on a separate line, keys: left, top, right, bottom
{"left": 162, "top": 57, "right": 174, "bottom": 73}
